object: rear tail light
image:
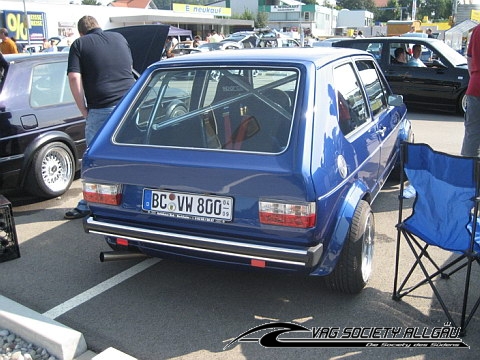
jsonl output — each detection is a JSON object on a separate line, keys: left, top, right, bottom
{"left": 259, "top": 200, "right": 316, "bottom": 228}
{"left": 83, "top": 183, "right": 122, "bottom": 205}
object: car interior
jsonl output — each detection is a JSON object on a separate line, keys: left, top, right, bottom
{"left": 116, "top": 68, "right": 297, "bottom": 154}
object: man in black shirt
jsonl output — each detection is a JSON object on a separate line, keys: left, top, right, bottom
{"left": 65, "top": 15, "right": 135, "bottom": 219}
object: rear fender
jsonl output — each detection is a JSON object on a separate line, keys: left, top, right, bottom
{"left": 312, "top": 179, "right": 369, "bottom": 275}
{"left": 19, "top": 131, "right": 80, "bottom": 187}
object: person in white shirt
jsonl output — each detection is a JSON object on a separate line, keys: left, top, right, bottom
{"left": 407, "top": 44, "right": 426, "bottom": 67}
{"left": 210, "top": 30, "right": 222, "bottom": 43}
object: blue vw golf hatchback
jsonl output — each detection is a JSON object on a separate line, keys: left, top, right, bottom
{"left": 82, "top": 47, "right": 411, "bottom": 293}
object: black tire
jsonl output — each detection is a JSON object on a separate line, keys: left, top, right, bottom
{"left": 323, "top": 200, "right": 374, "bottom": 294}
{"left": 26, "top": 142, "right": 75, "bottom": 198}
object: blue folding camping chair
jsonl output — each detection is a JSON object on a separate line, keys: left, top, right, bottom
{"left": 393, "top": 142, "right": 480, "bottom": 336}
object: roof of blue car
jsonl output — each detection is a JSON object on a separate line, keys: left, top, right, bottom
{"left": 159, "top": 47, "right": 369, "bottom": 67}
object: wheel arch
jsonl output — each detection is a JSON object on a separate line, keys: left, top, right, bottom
{"left": 19, "top": 131, "right": 80, "bottom": 188}
{"left": 311, "top": 179, "right": 371, "bottom": 276}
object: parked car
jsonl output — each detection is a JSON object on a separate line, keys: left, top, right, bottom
{"left": 169, "top": 47, "right": 202, "bottom": 57}
{"left": 0, "top": 25, "right": 170, "bottom": 198}
{"left": 333, "top": 36, "right": 469, "bottom": 114}
{"left": 174, "top": 40, "right": 206, "bottom": 49}
{"left": 82, "top": 47, "right": 411, "bottom": 294}
{"left": 24, "top": 44, "right": 44, "bottom": 53}
{"left": 221, "top": 32, "right": 259, "bottom": 48}
{"left": 258, "top": 36, "right": 301, "bottom": 48}
{"left": 0, "top": 52, "right": 85, "bottom": 198}
{"left": 197, "top": 42, "right": 242, "bottom": 52}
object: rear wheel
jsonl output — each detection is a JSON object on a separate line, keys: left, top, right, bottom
{"left": 166, "top": 102, "right": 188, "bottom": 119}
{"left": 323, "top": 200, "right": 374, "bottom": 294}
{"left": 26, "top": 142, "right": 75, "bottom": 198}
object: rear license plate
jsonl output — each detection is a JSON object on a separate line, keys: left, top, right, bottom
{"left": 142, "top": 189, "right": 233, "bottom": 222}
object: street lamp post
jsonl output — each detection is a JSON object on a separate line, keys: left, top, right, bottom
{"left": 412, "top": 0, "right": 417, "bottom": 20}
{"left": 23, "top": 0, "right": 30, "bottom": 45}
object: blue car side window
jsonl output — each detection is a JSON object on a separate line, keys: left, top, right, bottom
{"left": 355, "top": 60, "right": 388, "bottom": 118}
{"left": 333, "top": 63, "right": 368, "bottom": 136}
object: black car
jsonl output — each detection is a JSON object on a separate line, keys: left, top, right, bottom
{"left": 333, "top": 37, "right": 469, "bottom": 114}
{"left": 0, "top": 52, "right": 85, "bottom": 198}
{"left": 0, "top": 25, "right": 170, "bottom": 198}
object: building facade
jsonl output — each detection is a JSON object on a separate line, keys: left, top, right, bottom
{"left": 1, "top": 0, "right": 254, "bottom": 45}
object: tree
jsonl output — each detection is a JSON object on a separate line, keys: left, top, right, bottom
{"left": 375, "top": 0, "right": 401, "bottom": 22}
{"left": 336, "top": 0, "right": 376, "bottom": 13}
{"left": 416, "top": 0, "right": 452, "bottom": 21}
{"left": 256, "top": 11, "right": 269, "bottom": 29}
{"left": 237, "top": 9, "right": 255, "bottom": 21}
{"left": 82, "top": 0, "right": 102, "bottom": 4}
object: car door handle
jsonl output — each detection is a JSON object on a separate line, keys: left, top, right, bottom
{"left": 376, "top": 126, "right": 387, "bottom": 137}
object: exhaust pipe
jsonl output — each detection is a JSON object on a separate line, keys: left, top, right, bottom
{"left": 100, "top": 250, "right": 149, "bottom": 262}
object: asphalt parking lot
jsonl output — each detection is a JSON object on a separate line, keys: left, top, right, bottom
{"left": 0, "top": 110, "right": 479, "bottom": 360}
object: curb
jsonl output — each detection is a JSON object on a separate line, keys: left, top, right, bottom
{"left": 0, "top": 295, "right": 87, "bottom": 360}
{"left": 0, "top": 295, "right": 88, "bottom": 360}
{"left": 0, "top": 295, "right": 136, "bottom": 360}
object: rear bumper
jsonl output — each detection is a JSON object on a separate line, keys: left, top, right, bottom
{"left": 84, "top": 216, "right": 323, "bottom": 269}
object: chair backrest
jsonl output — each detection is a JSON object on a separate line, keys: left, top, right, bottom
{"left": 212, "top": 74, "right": 247, "bottom": 105}
{"left": 402, "top": 142, "right": 480, "bottom": 252}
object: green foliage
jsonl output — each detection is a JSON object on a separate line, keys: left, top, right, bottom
{"left": 337, "top": 0, "right": 377, "bottom": 13}
{"left": 256, "top": 11, "right": 269, "bottom": 29}
{"left": 375, "top": 0, "right": 401, "bottom": 22}
{"left": 82, "top": 0, "right": 102, "bottom": 4}
{"left": 416, "top": 0, "right": 453, "bottom": 21}
{"left": 237, "top": 9, "right": 255, "bottom": 21}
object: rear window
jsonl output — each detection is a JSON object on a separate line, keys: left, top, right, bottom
{"left": 30, "top": 61, "right": 74, "bottom": 107}
{"left": 114, "top": 67, "right": 298, "bottom": 153}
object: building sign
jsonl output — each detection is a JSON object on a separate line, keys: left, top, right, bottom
{"left": 3, "top": 10, "right": 47, "bottom": 43}
{"left": 271, "top": 5, "right": 302, "bottom": 12}
{"left": 472, "top": 9, "right": 480, "bottom": 22}
{"left": 172, "top": 3, "right": 231, "bottom": 17}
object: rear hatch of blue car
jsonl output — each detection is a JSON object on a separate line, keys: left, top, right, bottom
{"left": 82, "top": 65, "right": 326, "bottom": 269}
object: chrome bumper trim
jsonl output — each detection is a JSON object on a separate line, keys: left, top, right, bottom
{"left": 84, "top": 217, "right": 323, "bottom": 268}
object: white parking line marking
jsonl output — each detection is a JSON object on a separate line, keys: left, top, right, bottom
{"left": 42, "top": 258, "right": 161, "bottom": 319}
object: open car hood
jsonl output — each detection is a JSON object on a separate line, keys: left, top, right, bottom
{"left": 107, "top": 25, "right": 169, "bottom": 74}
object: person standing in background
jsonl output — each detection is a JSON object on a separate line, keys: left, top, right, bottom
{"left": 0, "top": 29, "right": 18, "bottom": 54}
{"left": 0, "top": 52, "right": 8, "bottom": 78}
{"left": 461, "top": 24, "right": 480, "bottom": 157}
{"left": 45, "top": 39, "right": 58, "bottom": 52}
{"left": 11, "top": 37, "right": 24, "bottom": 53}
{"left": 64, "top": 15, "right": 135, "bottom": 219}
{"left": 42, "top": 38, "right": 51, "bottom": 51}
